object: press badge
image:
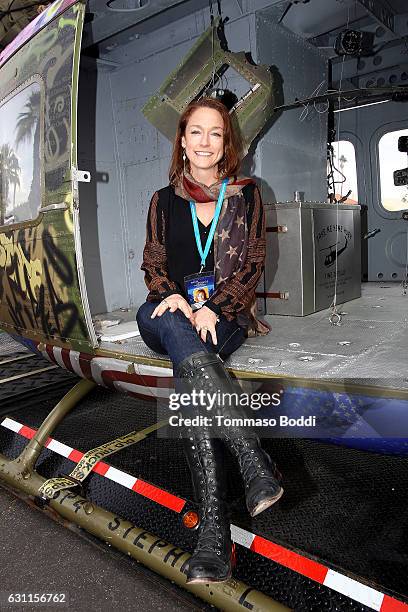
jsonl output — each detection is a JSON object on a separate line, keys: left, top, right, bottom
{"left": 184, "top": 272, "right": 215, "bottom": 311}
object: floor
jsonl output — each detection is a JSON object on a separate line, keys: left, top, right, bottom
{"left": 95, "top": 283, "right": 408, "bottom": 391}
{"left": 0, "top": 486, "right": 209, "bottom": 612}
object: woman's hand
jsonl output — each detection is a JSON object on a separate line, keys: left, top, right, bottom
{"left": 151, "top": 294, "right": 193, "bottom": 319}
{"left": 192, "top": 306, "right": 218, "bottom": 345}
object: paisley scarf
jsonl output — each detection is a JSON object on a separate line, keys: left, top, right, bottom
{"left": 173, "top": 171, "right": 270, "bottom": 336}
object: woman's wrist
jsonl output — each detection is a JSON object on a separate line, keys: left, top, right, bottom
{"left": 159, "top": 290, "right": 181, "bottom": 300}
{"left": 203, "top": 300, "right": 222, "bottom": 318}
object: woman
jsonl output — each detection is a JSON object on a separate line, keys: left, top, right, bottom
{"left": 136, "top": 97, "right": 283, "bottom": 584}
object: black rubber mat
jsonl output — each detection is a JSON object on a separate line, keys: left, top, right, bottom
{"left": 1, "top": 384, "right": 407, "bottom": 608}
{"left": 1, "top": 432, "right": 374, "bottom": 612}
{"left": 0, "top": 349, "right": 77, "bottom": 415}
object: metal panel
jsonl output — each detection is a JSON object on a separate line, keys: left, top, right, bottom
{"left": 338, "top": 102, "right": 408, "bottom": 282}
{"left": 0, "top": 2, "right": 94, "bottom": 352}
{"left": 314, "top": 207, "right": 361, "bottom": 311}
{"left": 264, "top": 206, "right": 304, "bottom": 316}
{"left": 263, "top": 203, "right": 361, "bottom": 316}
{"left": 78, "top": 64, "right": 126, "bottom": 315}
{"left": 142, "top": 19, "right": 276, "bottom": 156}
{"left": 255, "top": 9, "right": 328, "bottom": 203}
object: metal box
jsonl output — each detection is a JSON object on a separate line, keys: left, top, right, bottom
{"left": 258, "top": 202, "right": 361, "bottom": 316}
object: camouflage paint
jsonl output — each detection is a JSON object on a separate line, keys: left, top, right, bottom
{"left": 0, "top": 1, "right": 93, "bottom": 353}
{"left": 0, "top": 0, "right": 79, "bottom": 68}
{"left": 142, "top": 19, "right": 277, "bottom": 156}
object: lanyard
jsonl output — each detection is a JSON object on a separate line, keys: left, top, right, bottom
{"left": 190, "top": 179, "right": 228, "bottom": 272}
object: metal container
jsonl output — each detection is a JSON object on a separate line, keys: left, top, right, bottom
{"left": 258, "top": 202, "right": 361, "bottom": 316}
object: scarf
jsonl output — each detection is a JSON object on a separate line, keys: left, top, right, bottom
{"left": 173, "top": 171, "right": 270, "bottom": 336}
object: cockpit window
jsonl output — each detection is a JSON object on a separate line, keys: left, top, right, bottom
{"left": 330, "top": 140, "right": 358, "bottom": 204}
{"left": 0, "top": 82, "right": 41, "bottom": 226}
{"left": 379, "top": 129, "right": 408, "bottom": 212}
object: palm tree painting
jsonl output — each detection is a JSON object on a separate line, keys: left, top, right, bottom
{"left": 0, "top": 143, "right": 21, "bottom": 225}
{"left": 15, "top": 89, "right": 41, "bottom": 219}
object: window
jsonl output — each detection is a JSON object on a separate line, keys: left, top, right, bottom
{"left": 329, "top": 140, "right": 358, "bottom": 204}
{"left": 379, "top": 128, "right": 408, "bottom": 212}
{"left": 0, "top": 82, "right": 41, "bottom": 226}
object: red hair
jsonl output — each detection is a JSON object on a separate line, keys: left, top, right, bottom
{"left": 169, "top": 97, "right": 242, "bottom": 185}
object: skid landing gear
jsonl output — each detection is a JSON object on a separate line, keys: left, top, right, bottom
{"left": 0, "top": 380, "right": 287, "bottom": 611}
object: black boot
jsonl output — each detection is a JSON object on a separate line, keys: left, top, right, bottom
{"left": 178, "top": 352, "right": 283, "bottom": 519}
{"left": 181, "top": 430, "right": 233, "bottom": 584}
{"left": 224, "top": 436, "right": 283, "bottom": 517}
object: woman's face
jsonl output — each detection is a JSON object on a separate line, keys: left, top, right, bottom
{"left": 195, "top": 289, "right": 206, "bottom": 302}
{"left": 181, "top": 107, "right": 224, "bottom": 177}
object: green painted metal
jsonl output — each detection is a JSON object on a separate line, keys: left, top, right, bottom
{"left": 38, "top": 419, "right": 168, "bottom": 499}
{"left": 15, "top": 377, "right": 95, "bottom": 474}
{"left": 0, "top": 2, "right": 94, "bottom": 354}
{"left": 0, "top": 461, "right": 289, "bottom": 612}
{"left": 142, "top": 19, "right": 277, "bottom": 155}
{"left": 0, "top": 375, "right": 289, "bottom": 609}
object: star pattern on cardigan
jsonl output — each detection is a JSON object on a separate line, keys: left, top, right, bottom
{"left": 141, "top": 184, "right": 266, "bottom": 326}
{"left": 226, "top": 245, "right": 238, "bottom": 258}
{"left": 235, "top": 215, "right": 245, "bottom": 228}
{"left": 218, "top": 228, "right": 230, "bottom": 242}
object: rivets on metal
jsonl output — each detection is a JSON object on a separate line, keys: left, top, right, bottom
{"left": 83, "top": 502, "right": 94, "bottom": 515}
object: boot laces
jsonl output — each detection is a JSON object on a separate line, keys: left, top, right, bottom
{"left": 236, "top": 446, "right": 266, "bottom": 484}
{"left": 191, "top": 440, "right": 226, "bottom": 556}
{"left": 195, "top": 505, "right": 225, "bottom": 555}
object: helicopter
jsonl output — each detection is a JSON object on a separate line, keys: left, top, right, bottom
{"left": 0, "top": 1, "right": 408, "bottom": 610}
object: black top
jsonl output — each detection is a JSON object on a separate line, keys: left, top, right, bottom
{"left": 141, "top": 182, "right": 265, "bottom": 323}
{"left": 166, "top": 190, "right": 215, "bottom": 297}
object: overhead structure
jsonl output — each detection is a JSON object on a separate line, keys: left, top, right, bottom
{"left": 355, "top": 0, "right": 395, "bottom": 35}
{"left": 0, "top": 1, "right": 39, "bottom": 50}
{"left": 142, "top": 19, "right": 277, "bottom": 156}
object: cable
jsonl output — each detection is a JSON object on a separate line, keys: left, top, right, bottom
{"left": 329, "top": 3, "right": 350, "bottom": 327}
{"left": 403, "top": 228, "right": 408, "bottom": 295}
{"left": 205, "top": 1, "right": 225, "bottom": 95}
{"left": 299, "top": 80, "right": 325, "bottom": 121}
{"left": 327, "top": 144, "right": 347, "bottom": 204}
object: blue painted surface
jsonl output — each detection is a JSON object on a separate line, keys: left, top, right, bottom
{"left": 9, "top": 333, "right": 43, "bottom": 357}
{"left": 277, "top": 386, "right": 408, "bottom": 455}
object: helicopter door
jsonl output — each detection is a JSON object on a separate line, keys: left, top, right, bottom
{"left": 0, "top": 1, "right": 97, "bottom": 353}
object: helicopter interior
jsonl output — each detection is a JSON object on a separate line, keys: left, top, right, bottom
{"left": 77, "top": 0, "right": 408, "bottom": 390}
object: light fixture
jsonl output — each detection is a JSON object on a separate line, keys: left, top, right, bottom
{"left": 335, "top": 29, "right": 375, "bottom": 56}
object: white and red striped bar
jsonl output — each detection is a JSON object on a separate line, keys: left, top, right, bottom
{"left": 0, "top": 417, "right": 184, "bottom": 513}
{"left": 2, "top": 417, "right": 408, "bottom": 612}
{"left": 38, "top": 343, "right": 174, "bottom": 401}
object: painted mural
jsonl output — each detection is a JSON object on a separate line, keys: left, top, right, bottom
{"left": 0, "top": 0, "right": 79, "bottom": 69}
{"left": 0, "top": 2, "right": 91, "bottom": 352}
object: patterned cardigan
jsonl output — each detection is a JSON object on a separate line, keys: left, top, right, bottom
{"left": 141, "top": 183, "right": 266, "bottom": 331}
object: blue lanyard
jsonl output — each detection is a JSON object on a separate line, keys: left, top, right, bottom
{"left": 190, "top": 179, "right": 228, "bottom": 272}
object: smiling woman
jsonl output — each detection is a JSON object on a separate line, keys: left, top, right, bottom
{"left": 136, "top": 97, "right": 282, "bottom": 585}
{"left": 181, "top": 108, "right": 225, "bottom": 183}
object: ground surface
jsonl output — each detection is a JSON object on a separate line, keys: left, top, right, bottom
{"left": 0, "top": 487, "right": 208, "bottom": 612}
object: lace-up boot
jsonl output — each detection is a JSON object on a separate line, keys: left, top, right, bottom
{"left": 178, "top": 351, "right": 283, "bottom": 519}
{"left": 181, "top": 431, "right": 233, "bottom": 584}
{"left": 224, "top": 436, "right": 283, "bottom": 517}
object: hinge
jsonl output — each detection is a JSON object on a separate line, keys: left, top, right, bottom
{"left": 72, "top": 168, "right": 91, "bottom": 183}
